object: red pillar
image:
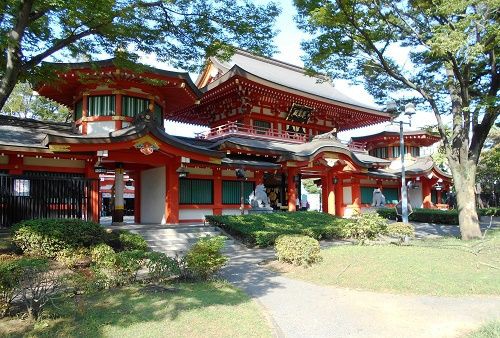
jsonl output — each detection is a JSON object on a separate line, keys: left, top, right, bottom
{"left": 422, "top": 177, "right": 433, "bottom": 208}
{"left": 334, "top": 176, "right": 343, "bottom": 216}
{"left": 8, "top": 154, "right": 23, "bottom": 175}
{"left": 287, "top": 167, "right": 297, "bottom": 211}
{"left": 85, "top": 159, "right": 100, "bottom": 223}
{"left": 255, "top": 171, "right": 264, "bottom": 185}
{"left": 115, "top": 93, "right": 123, "bottom": 130}
{"left": 165, "top": 158, "right": 180, "bottom": 224}
{"left": 351, "top": 178, "right": 361, "bottom": 214}
{"left": 213, "top": 168, "right": 222, "bottom": 215}
{"left": 134, "top": 171, "right": 141, "bottom": 223}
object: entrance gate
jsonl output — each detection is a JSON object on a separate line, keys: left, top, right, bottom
{"left": 0, "top": 172, "right": 98, "bottom": 227}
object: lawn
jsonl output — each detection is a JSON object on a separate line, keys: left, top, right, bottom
{"left": 275, "top": 229, "right": 500, "bottom": 296}
{"left": 206, "top": 212, "right": 349, "bottom": 247}
{"left": 466, "top": 320, "right": 500, "bottom": 338}
{"left": 0, "top": 281, "right": 272, "bottom": 338}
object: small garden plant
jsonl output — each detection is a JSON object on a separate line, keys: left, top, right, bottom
{"left": 274, "top": 235, "right": 321, "bottom": 266}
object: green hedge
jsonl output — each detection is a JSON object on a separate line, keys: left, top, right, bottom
{"left": 206, "top": 212, "right": 352, "bottom": 247}
{"left": 378, "top": 207, "right": 500, "bottom": 224}
{"left": 275, "top": 235, "right": 321, "bottom": 266}
{"left": 12, "top": 219, "right": 148, "bottom": 258}
{"left": 377, "top": 208, "right": 459, "bottom": 224}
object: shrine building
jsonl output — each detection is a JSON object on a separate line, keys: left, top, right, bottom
{"left": 0, "top": 50, "right": 451, "bottom": 226}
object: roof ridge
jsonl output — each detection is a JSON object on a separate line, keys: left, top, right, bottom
{"left": 233, "top": 49, "right": 330, "bottom": 80}
{"left": 0, "top": 114, "right": 72, "bottom": 128}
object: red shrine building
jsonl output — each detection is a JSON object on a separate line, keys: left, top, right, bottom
{"left": 0, "top": 50, "right": 451, "bottom": 226}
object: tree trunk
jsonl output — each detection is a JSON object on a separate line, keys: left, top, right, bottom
{"left": 450, "top": 163, "right": 482, "bottom": 239}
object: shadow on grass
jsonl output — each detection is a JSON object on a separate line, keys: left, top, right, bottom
{"left": 1, "top": 282, "right": 254, "bottom": 338}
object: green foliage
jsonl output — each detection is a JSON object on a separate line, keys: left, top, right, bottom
{"left": 12, "top": 219, "right": 106, "bottom": 258}
{"left": 0, "top": 257, "right": 51, "bottom": 318}
{"left": 206, "top": 212, "right": 349, "bottom": 247}
{"left": 302, "top": 178, "right": 321, "bottom": 194}
{"left": 377, "top": 208, "right": 460, "bottom": 225}
{"left": 184, "top": 236, "right": 228, "bottom": 280}
{"left": 146, "top": 252, "right": 181, "bottom": 283}
{"left": 91, "top": 245, "right": 147, "bottom": 288}
{"left": 1, "top": 82, "right": 70, "bottom": 121}
{"left": 117, "top": 231, "right": 148, "bottom": 251}
{"left": 0, "top": 0, "right": 280, "bottom": 111}
{"left": 386, "top": 222, "right": 415, "bottom": 238}
{"left": 477, "top": 145, "right": 500, "bottom": 193}
{"left": 343, "top": 212, "right": 388, "bottom": 241}
{"left": 56, "top": 247, "right": 90, "bottom": 269}
{"left": 478, "top": 208, "right": 500, "bottom": 217}
{"left": 274, "top": 235, "right": 321, "bottom": 266}
{"left": 294, "top": 0, "right": 499, "bottom": 238}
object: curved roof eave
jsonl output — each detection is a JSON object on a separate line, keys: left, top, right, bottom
{"left": 40, "top": 59, "right": 202, "bottom": 97}
{"left": 206, "top": 65, "right": 387, "bottom": 117}
{"left": 42, "top": 123, "right": 223, "bottom": 158}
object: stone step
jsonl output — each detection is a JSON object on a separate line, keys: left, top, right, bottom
{"left": 135, "top": 232, "right": 222, "bottom": 240}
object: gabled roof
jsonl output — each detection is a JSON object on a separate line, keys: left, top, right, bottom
{"left": 36, "top": 59, "right": 200, "bottom": 114}
{"left": 351, "top": 130, "right": 441, "bottom": 147}
{"left": 201, "top": 49, "right": 383, "bottom": 115}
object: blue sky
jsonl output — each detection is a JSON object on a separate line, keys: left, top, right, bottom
{"left": 138, "top": 0, "right": 441, "bottom": 140}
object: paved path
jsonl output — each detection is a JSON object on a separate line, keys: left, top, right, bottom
{"left": 221, "top": 243, "right": 500, "bottom": 338}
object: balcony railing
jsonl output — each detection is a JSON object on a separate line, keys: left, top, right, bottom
{"left": 195, "top": 122, "right": 308, "bottom": 143}
{"left": 346, "top": 141, "right": 366, "bottom": 152}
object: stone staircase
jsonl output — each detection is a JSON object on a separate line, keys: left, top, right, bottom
{"left": 123, "top": 223, "right": 235, "bottom": 257}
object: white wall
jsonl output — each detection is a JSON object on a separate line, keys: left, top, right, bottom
{"left": 179, "top": 209, "right": 213, "bottom": 220}
{"left": 140, "top": 166, "right": 166, "bottom": 223}
{"left": 86, "top": 121, "right": 116, "bottom": 135}
{"left": 222, "top": 209, "right": 247, "bottom": 215}
{"left": 343, "top": 186, "right": 353, "bottom": 205}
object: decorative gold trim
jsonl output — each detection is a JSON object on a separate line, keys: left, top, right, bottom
{"left": 111, "top": 116, "right": 127, "bottom": 121}
{"left": 49, "top": 145, "right": 71, "bottom": 152}
{"left": 133, "top": 135, "right": 159, "bottom": 150}
{"left": 209, "top": 157, "right": 222, "bottom": 164}
{"left": 286, "top": 161, "right": 297, "bottom": 167}
{"left": 81, "top": 116, "right": 88, "bottom": 122}
{"left": 112, "top": 90, "right": 124, "bottom": 95}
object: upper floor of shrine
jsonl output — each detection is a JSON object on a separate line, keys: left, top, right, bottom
{"left": 36, "top": 50, "right": 391, "bottom": 140}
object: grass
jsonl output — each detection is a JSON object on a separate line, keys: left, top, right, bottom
{"left": 0, "top": 281, "right": 272, "bottom": 338}
{"left": 206, "top": 212, "right": 350, "bottom": 247}
{"left": 277, "top": 229, "right": 500, "bottom": 296}
{"left": 466, "top": 320, "right": 500, "bottom": 338}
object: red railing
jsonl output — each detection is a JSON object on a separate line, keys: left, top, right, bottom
{"left": 195, "top": 122, "right": 308, "bottom": 143}
{"left": 347, "top": 141, "right": 366, "bottom": 152}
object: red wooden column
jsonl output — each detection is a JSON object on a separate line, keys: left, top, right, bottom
{"left": 255, "top": 171, "right": 264, "bottom": 185}
{"left": 213, "top": 168, "right": 222, "bottom": 215}
{"left": 422, "top": 177, "right": 433, "bottom": 208}
{"left": 351, "top": 178, "right": 361, "bottom": 213}
{"left": 82, "top": 93, "right": 88, "bottom": 135}
{"left": 8, "top": 154, "right": 23, "bottom": 175}
{"left": 287, "top": 167, "right": 297, "bottom": 211}
{"left": 133, "top": 171, "right": 141, "bottom": 224}
{"left": 437, "top": 189, "right": 443, "bottom": 204}
{"left": 85, "top": 159, "right": 100, "bottom": 223}
{"left": 115, "top": 92, "right": 123, "bottom": 130}
{"left": 165, "top": 158, "right": 180, "bottom": 224}
{"left": 334, "top": 175, "right": 343, "bottom": 216}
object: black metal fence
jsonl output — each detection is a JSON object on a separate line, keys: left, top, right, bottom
{"left": 0, "top": 173, "right": 99, "bottom": 227}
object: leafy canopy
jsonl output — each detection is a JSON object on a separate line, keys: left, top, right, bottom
{"left": 294, "top": 0, "right": 498, "bottom": 162}
{"left": 0, "top": 0, "right": 280, "bottom": 110}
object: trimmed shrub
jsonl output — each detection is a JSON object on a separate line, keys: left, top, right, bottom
{"left": 478, "top": 208, "right": 500, "bottom": 217}
{"left": 184, "top": 236, "right": 228, "bottom": 280}
{"left": 0, "top": 257, "right": 54, "bottom": 319}
{"left": 386, "top": 222, "right": 415, "bottom": 238}
{"left": 103, "top": 229, "right": 148, "bottom": 251}
{"left": 146, "top": 251, "right": 180, "bottom": 283}
{"left": 113, "top": 250, "right": 147, "bottom": 284}
{"left": 343, "top": 212, "right": 388, "bottom": 241}
{"left": 274, "top": 235, "right": 321, "bottom": 266}
{"left": 205, "top": 212, "right": 350, "bottom": 247}
{"left": 56, "top": 247, "right": 90, "bottom": 268}
{"left": 377, "top": 208, "right": 460, "bottom": 225}
{"left": 90, "top": 243, "right": 116, "bottom": 267}
{"left": 12, "top": 219, "right": 106, "bottom": 258}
